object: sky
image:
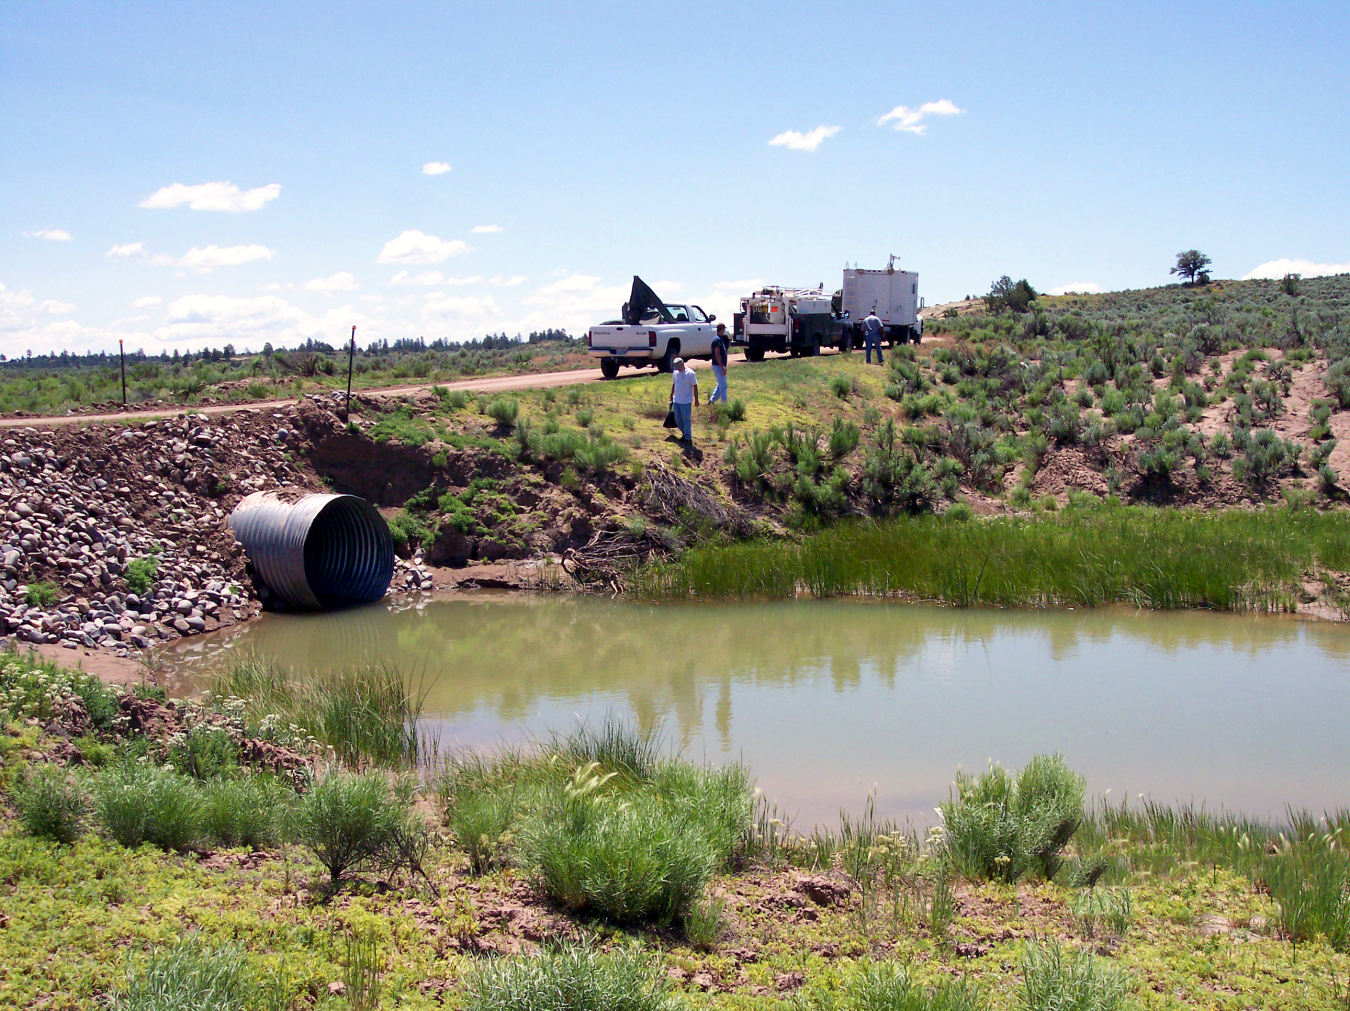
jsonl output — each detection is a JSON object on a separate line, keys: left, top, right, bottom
{"left": 2, "top": 0, "right": 1348, "bottom": 355}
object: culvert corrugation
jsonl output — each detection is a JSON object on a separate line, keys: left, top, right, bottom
{"left": 228, "top": 492, "right": 394, "bottom": 609}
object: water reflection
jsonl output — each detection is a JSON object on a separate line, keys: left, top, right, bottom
{"left": 162, "top": 595, "right": 1350, "bottom": 826}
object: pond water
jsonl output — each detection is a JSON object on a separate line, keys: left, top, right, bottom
{"left": 162, "top": 595, "right": 1350, "bottom": 827}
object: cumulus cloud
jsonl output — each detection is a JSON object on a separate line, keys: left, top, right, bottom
{"left": 877, "top": 99, "right": 964, "bottom": 134}
{"left": 390, "top": 270, "right": 445, "bottom": 286}
{"left": 133, "top": 296, "right": 162, "bottom": 308}
{"left": 1243, "top": 257, "right": 1350, "bottom": 280}
{"left": 24, "top": 228, "right": 72, "bottom": 241}
{"left": 303, "top": 271, "right": 359, "bottom": 293}
{"left": 180, "top": 245, "right": 277, "bottom": 271}
{"left": 422, "top": 161, "right": 452, "bottom": 176}
{"left": 470, "top": 224, "right": 503, "bottom": 234}
{"left": 377, "top": 230, "right": 470, "bottom": 265}
{"left": 768, "top": 125, "right": 841, "bottom": 152}
{"left": 422, "top": 294, "right": 501, "bottom": 319}
{"left": 139, "top": 181, "right": 282, "bottom": 212}
{"left": 1047, "top": 282, "right": 1104, "bottom": 296}
{"left": 107, "top": 242, "right": 148, "bottom": 258}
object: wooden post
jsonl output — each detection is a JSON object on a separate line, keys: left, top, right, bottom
{"left": 345, "top": 325, "right": 356, "bottom": 422}
{"left": 119, "top": 339, "right": 127, "bottom": 406}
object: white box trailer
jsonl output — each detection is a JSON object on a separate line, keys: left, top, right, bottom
{"left": 841, "top": 260, "right": 923, "bottom": 345}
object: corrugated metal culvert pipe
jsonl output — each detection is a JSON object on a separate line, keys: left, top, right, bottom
{"left": 229, "top": 492, "right": 394, "bottom": 609}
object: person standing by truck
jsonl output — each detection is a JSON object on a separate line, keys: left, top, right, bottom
{"left": 708, "top": 323, "right": 729, "bottom": 416}
{"left": 669, "top": 357, "right": 700, "bottom": 444}
{"left": 863, "top": 310, "right": 885, "bottom": 365}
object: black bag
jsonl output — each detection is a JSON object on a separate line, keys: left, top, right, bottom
{"left": 662, "top": 409, "right": 677, "bottom": 429}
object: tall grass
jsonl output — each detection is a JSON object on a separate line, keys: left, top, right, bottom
{"left": 1016, "top": 943, "right": 1132, "bottom": 1011}
{"left": 640, "top": 503, "right": 1350, "bottom": 610}
{"left": 211, "top": 655, "right": 425, "bottom": 768}
{"left": 465, "top": 944, "right": 681, "bottom": 1011}
{"left": 831, "top": 961, "right": 985, "bottom": 1011}
{"left": 109, "top": 939, "right": 255, "bottom": 1011}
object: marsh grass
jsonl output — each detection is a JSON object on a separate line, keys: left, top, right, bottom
{"left": 464, "top": 943, "right": 682, "bottom": 1011}
{"left": 821, "top": 960, "right": 985, "bottom": 1011}
{"left": 110, "top": 938, "right": 255, "bottom": 1011}
{"left": 292, "top": 769, "right": 411, "bottom": 884}
{"left": 211, "top": 655, "right": 426, "bottom": 768}
{"left": 96, "top": 762, "right": 205, "bottom": 852}
{"left": 640, "top": 503, "right": 1350, "bottom": 610}
{"left": 15, "top": 764, "right": 87, "bottom": 844}
{"left": 200, "top": 775, "right": 292, "bottom": 850}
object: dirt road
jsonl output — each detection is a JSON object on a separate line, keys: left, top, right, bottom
{"left": 0, "top": 351, "right": 809, "bottom": 429}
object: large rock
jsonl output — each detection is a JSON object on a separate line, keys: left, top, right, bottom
{"left": 427, "top": 527, "right": 474, "bottom": 567}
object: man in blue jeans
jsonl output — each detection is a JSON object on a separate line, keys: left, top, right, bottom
{"left": 669, "top": 357, "right": 699, "bottom": 444}
{"left": 708, "top": 323, "right": 729, "bottom": 418}
{"left": 863, "top": 310, "right": 885, "bottom": 365}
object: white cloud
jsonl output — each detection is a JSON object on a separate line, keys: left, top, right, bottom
{"left": 1243, "top": 257, "right": 1350, "bottom": 280}
{"left": 139, "top": 181, "right": 282, "bottom": 212}
{"left": 24, "top": 228, "right": 72, "bottom": 241}
{"left": 107, "top": 242, "right": 148, "bottom": 258}
{"left": 768, "top": 125, "right": 841, "bottom": 152}
{"left": 422, "top": 294, "right": 502, "bottom": 320}
{"left": 652, "top": 280, "right": 684, "bottom": 294}
{"left": 390, "top": 270, "right": 446, "bottom": 286}
{"left": 422, "top": 161, "right": 452, "bottom": 176}
{"left": 877, "top": 99, "right": 964, "bottom": 135}
{"left": 180, "top": 244, "right": 277, "bottom": 271}
{"left": 470, "top": 224, "right": 503, "bottom": 234}
{"left": 133, "top": 296, "right": 163, "bottom": 308}
{"left": 377, "top": 230, "right": 470, "bottom": 264}
{"left": 1048, "top": 282, "right": 1104, "bottom": 296}
{"left": 303, "top": 271, "right": 359, "bottom": 293}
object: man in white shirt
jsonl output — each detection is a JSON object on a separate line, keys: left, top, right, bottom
{"left": 863, "top": 310, "right": 885, "bottom": 365}
{"left": 669, "top": 358, "right": 699, "bottom": 444}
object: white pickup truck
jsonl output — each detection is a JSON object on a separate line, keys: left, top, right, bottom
{"left": 588, "top": 276, "right": 718, "bottom": 379}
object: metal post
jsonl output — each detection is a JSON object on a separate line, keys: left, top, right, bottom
{"left": 345, "top": 325, "right": 356, "bottom": 422}
{"left": 119, "top": 339, "right": 127, "bottom": 406}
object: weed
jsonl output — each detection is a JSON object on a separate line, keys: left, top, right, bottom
{"left": 684, "top": 892, "right": 727, "bottom": 948}
{"left": 465, "top": 943, "right": 681, "bottom": 1011}
{"left": 342, "top": 925, "right": 385, "bottom": 1011}
{"left": 200, "top": 776, "right": 292, "bottom": 850}
{"left": 485, "top": 397, "right": 519, "bottom": 429}
{"left": 831, "top": 374, "right": 852, "bottom": 398}
{"left": 24, "top": 581, "right": 59, "bottom": 607}
{"left": 1016, "top": 942, "right": 1132, "bottom": 1011}
{"left": 836, "top": 960, "right": 985, "bottom": 1011}
{"left": 292, "top": 769, "right": 409, "bottom": 884}
{"left": 95, "top": 762, "right": 204, "bottom": 852}
{"left": 124, "top": 557, "right": 160, "bottom": 595}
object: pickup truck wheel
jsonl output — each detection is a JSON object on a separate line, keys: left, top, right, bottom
{"left": 745, "top": 346, "right": 766, "bottom": 363}
{"left": 656, "top": 341, "right": 680, "bottom": 373}
{"left": 809, "top": 336, "right": 821, "bottom": 357}
{"left": 600, "top": 358, "right": 620, "bottom": 380}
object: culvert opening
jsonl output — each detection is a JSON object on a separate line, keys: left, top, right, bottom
{"left": 229, "top": 492, "right": 395, "bottom": 610}
{"left": 303, "top": 496, "right": 395, "bottom": 607}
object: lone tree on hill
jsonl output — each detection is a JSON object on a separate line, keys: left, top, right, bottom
{"left": 985, "top": 276, "right": 1037, "bottom": 314}
{"left": 1170, "top": 249, "right": 1213, "bottom": 286}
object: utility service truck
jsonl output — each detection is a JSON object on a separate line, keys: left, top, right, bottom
{"left": 732, "top": 258, "right": 923, "bottom": 360}
{"left": 587, "top": 276, "right": 718, "bottom": 378}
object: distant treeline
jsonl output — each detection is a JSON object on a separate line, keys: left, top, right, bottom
{"left": 1, "top": 328, "right": 577, "bottom": 371}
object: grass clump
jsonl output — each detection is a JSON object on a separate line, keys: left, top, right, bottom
{"left": 95, "top": 762, "right": 205, "bottom": 852}
{"left": 200, "top": 775, "right": 292, "bottom": 850}
{"left": 124, "top": 556, "right": 160, "bottom": 595}
{"left": 24, "top": 580, "right": 60, "bottom": 607}
{"left": 486, "top": 397, "right": 520, "bottom": 429}
{"left": 941, "top": 754, "right": 1084, "bottom": 883}
{"left": 0, "top": 649, "right": 121, "bottom": 730}
{"left": 830, "top": 960, "right": 985, "bottom": 1011}
{"left": 14, "top": 764, "right": 87, "bottom": 844}
{"left": 1016, "top": 943, "right": 1132, "bottom": 1011}
{"left": 464, "top": 943, "right": 681, "bottom": 1011}
{"left": 109, "top": 938, "right": 255, "bottom": 1011}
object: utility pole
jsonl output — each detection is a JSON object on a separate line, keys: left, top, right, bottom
{"left": 345, "top": 325, "right": 356, "bottom": 422}
{"left": 119, "top": 339, "right": 127, "bottom": 406}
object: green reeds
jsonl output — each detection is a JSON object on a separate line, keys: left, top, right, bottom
{"left": 211, "top": 654, "right": 426, "bottom": 768}
{"left": 110, "top": 939, "right": 256, "bottom": 1011}
{"left": 639, "top": 503, "right": 1350, "bottom": 610}
{"left": 464, "top": 943, "right": 681, "bottom": 1011}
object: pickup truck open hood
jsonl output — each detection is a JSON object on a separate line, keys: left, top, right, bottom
{"left": 621, "top": 276, "right": 674, "bottom": 326}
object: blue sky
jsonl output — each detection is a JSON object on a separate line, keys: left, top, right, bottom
{"left": 2, "top": 0, "right": 1347, "bottom": 354}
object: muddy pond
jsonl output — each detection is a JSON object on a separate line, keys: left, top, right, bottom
{"left": 162, "top": 595, "right": 1350, "bottom": 827}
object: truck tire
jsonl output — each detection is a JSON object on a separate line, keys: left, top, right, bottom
{"left": 600, "top": 358, "right": 620, "bottom": 380}
{"left": 745, "top": 345, "right": 766, "bottom": 363}
{"left": 656, "top": 340, "right": 680, "bottom": 373}
{"left": 809, "top": 335, "right": 821, "bottom": 357}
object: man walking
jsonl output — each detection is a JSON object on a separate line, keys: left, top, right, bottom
{"left": 863, "top": 309, "right": 885, "bottom": 365}
{"left": 669, "top": 357, "right": 699, "bottom": 444}
{"left": 708, "top": 322, "right": 729, "bottom": 418}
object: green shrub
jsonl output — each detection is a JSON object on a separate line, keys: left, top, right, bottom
{"left": 945, "top": 502, "right": 974, "bottom": 522}
{"left": 941, "top": 754, "right": 1084, "bottom": 882}
{"left": 574, "top": 436, "right": 629, "bottom": 474}
{"left": 447, "top": 788, "right": 518, "bottom": 874}
{"left": 0, "top": 650, "right": 121, "bottom": 730}
{"left": 1016, "top": 943, "right": 1131, "bottom": 1011}
{"left": 830, "top": 375, "right": 852, "bottom": 398}
{"left": 200, "top": 776, "right": 292, "bottom": 850}
{"left": 486, "top": 397, "right": 519, "bottom": 429}
{"left": 15, "top": 765, "right": 87, "bottom": 844}
{"left": 24, "top": 581, "right": 59, "bottom": 607}
{"left": 465, "top": 943, "right": 681, "bottom": 1011}
{"left": 830, "top": 417, "right": 861, "bottom": 459}
{"left": 576, "top": 407, "right": 595, "bottom": 427}
{"left": 110, "top": 939, "right": 255, "bottom": 1011}
{"left": 96, "top": 763, "right": 205, "bottom": 852}
{"left": 293, "top": 770, "right": 407, "bottom": 883}
{"left": 125, "top": 557, "right": 160, "bottom": 595}
{"left": 446, "top": 389, "right": 471, "bottom": 410}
